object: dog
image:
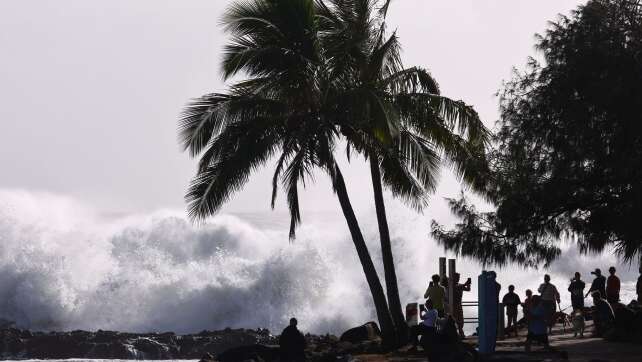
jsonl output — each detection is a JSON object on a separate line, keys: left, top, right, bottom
{"left": 571, "top": 309, "right": 585, "bottom": 338}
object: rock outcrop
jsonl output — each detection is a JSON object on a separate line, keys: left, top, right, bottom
{"left": 0, "top": 327, "right": 276, "bottom": 360}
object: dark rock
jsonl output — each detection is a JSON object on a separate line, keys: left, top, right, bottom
{"left": 133, "top": 337, "right": 172, "bottom": 359}
{"left": 84, "top": 341, "right": 135, "bottom": 359}
{"left": 92, "top": 330, "right": 122, "bottom": 343}
{"left": 217, "top": 344, "right": 280, "bottom": 362}
{"left": 339, "top": 322, "right": 381, "bottom": 344}
{"left": 199, "top": 351, "right": 216, "bottom": 362}
{"left": 27, "top": 333, "right": 83, "bottom": 359}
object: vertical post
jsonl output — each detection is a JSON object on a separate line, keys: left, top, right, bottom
{"left": 498, "top": 303, "right": 505, "bottom": 340}
{"left": 439, "top": 257, "right": 446, "bottom": 281}
{"left": 405, "top": 303, "right": 418, "bottom": 326}
{"left": 478, "top": 271, "right": 499, "bottom": 354}
{"left": 448, "top": 259, "right": 456, "bottom": 315}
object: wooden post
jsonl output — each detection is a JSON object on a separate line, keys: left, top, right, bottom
{"left": 439, "top": 257, "right": 446, "bottom": 281}
{"left": 448, "top": 258, "right": 456, "bottom": 315}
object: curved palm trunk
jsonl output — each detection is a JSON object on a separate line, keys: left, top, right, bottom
{"left": 369, "top": 156, "right": 408, "bottom": 345}
{"left": 332, "top": 165, "right": 397, "bottom": 348}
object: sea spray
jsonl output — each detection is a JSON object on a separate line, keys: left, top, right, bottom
{"left": 0, "top": 189, "right": 638, "bottom": 335}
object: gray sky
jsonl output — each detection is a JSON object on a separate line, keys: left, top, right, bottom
{"left": 0, "top": 0, "right": 585, "bottom": 216}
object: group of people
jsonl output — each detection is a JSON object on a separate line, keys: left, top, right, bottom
{"left": 413, "top": 265, "right": 642, "bottom": 352}
{"left": 500, "top": 266, "right": 642, "bottom": 351}
{"left": 410, "top": 272, "right": 472, "bottom": 349}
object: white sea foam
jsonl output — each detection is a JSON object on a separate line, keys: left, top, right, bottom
{"left": 0, "top": 189, "right": 638, "bottom": 335}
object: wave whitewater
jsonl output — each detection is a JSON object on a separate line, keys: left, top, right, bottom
{"left": 0, "top": 190, "right": 374, "bottom": 334}
{"left": 0, "top": 189, "right": 637, "bottom": 336}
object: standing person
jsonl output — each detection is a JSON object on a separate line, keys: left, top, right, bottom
{"left": 424, "top": 274, "right": 446, "bottom": 316}
{"left": 538, "top": 274, "right": 560, "bottom": 334}
{"left": 452, "top": 273, "right": 471, "bottom": 338}
{"left": 522, "top": 289, "right": 533, "bottom": 322}
{"left": 568, "top": 272, "right": 586, "bottom": 310}
{"left": 410, "top": 299, "right": 438, "bottom": 350}
{"left": 606, "top": 266, "right": 621, "bottom": 304}
{"left": 279, "top": 318, "right": 306, "bottom": 362}
{"left": 524, "top": 295, "right": 551, "bottom": 352}
{"left": 637, "top": 266, "right": 642, "bottom": 303}
{"left": 586, "top": 268, "right": 607, "bottom": 299}
{"left": 502, "top": 285, "right": 521, "bottom": 337}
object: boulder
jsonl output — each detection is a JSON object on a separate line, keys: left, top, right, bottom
{"left": 339, "top": 322, "right": 381, "bottom": 344}
{"left": 133, "top": 337, "right": 172, "bottom": 359}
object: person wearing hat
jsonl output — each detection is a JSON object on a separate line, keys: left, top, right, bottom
{"left": 586, "top": 268, "right": 607, "bottom": 299}
{"left": 606, "top": 266, "right": 620, "bottom": 304}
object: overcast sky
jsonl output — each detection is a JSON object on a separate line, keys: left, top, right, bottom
{"left": 0, "top": 0, "right": 585, "bottom": 217}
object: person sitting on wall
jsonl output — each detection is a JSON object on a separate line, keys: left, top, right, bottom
{"left": 410, "top": 299, "right": 438, "bottom": 351}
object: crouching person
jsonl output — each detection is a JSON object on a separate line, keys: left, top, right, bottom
{"left": 410, "top": 299, "right": 438, "bottom": 350}
{"left": 591, "top": 292, "right": 615, "bottom": 337}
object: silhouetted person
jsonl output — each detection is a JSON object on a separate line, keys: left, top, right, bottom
{"left": 279, "top": 318, "right": 305, "bottom": 362}
{"left": 452, "top": 273, "right": 471, "bottom": 338}
{"left": 591, "top": 292, "right": 615, "bottom": 337}
{"left": 502, "top": 285, "right": 521, "bottom": 337}
{"left": 637, "top": 266, "right": 642, "bottom": 302}
{"left": 525, "top": 295, "right": 551, "bottom": 352}
{"left": 586, "top": 268, "right": 606, "bottom": 299}
{"left": 538, "top": 274, "right": 560, "bottom": 334}
{"left": 410, "top": 299, "right": 438, "bottom": 350}
{"left": 522, "top": 289, "right": 533, "bottom": 322}
{"left": 606, "top": 266, "right": 620, "bottom": 304}
{"left": 568, "top": 272, "right": 586, "bottom": 309}
{"left": 424, "top": 274, "right": 446, "bottom": 316}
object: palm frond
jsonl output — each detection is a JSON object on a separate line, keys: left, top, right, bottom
{"left": 186, "top": 119, "right": 281, "bottom": 221}
{"left": 178, "top": 93, "right": 231, "bottom": 157}
{"left": 381, "top": 67, "right": 440, "bottom": 95}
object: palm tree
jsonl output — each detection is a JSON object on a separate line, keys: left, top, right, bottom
{"left": 319, "top": 0, "right": 490, "bottom": 343}
{"left": 178, "top": 0, "right": 398, "bottom": 347}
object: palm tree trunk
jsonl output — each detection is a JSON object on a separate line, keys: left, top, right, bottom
{"left": 369, "top": 156, "right": 408, "bottom": 345}
{"left": 331, "top": 164, "right": 397, "bottom": 348}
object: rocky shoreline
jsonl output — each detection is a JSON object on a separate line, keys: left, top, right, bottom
{"left": 0, "top": 327, "right": 275, "bottom": 359}
{"left": 0, "top": 323, "right": 385, "bottom": 361}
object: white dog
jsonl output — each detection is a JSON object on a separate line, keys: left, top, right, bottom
{"left": 571, "top": 309, "right": 585, "bottom": 338}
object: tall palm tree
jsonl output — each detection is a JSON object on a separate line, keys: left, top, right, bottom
{"left": 319, "top": 0, "right": 490, "bottom": 343}
{"left": 178, "top": 0, "right": 398, "bottom": 347}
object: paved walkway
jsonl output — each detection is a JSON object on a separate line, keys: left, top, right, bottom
{"left": 354, "top": 321, "right": 642, "bottom": 361}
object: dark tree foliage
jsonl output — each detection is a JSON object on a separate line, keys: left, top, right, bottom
{"left": 432, "top": 0, "right": 642, "bottom": 266}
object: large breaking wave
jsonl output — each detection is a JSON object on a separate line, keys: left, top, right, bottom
{"left": 0, "top": 189, "right": 375, "bottom": 334}
{"left": 0, "top": 189, "right": 638, "bottom": 335}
